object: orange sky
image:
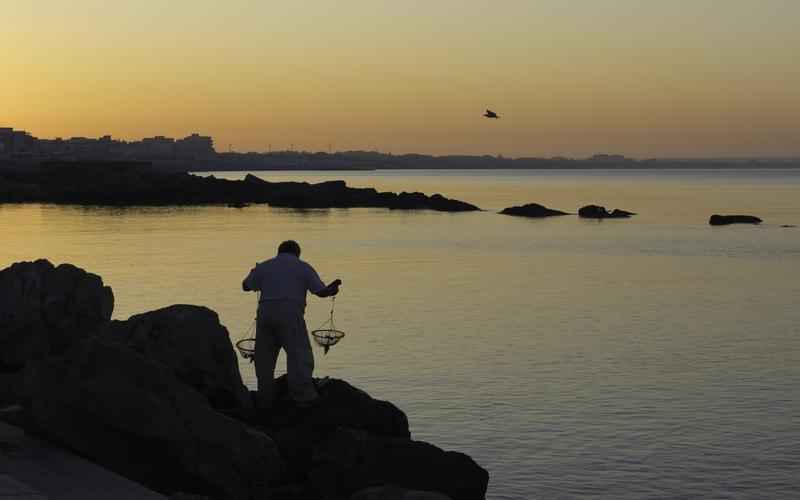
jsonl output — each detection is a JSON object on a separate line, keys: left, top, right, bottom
{"left": 2, "top": 1, "right": 799, "bottom": 158}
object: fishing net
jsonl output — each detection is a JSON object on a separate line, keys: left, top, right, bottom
{"left": 236, "top": 293, "right": 345, "bottom": 360}
{"left": 236, "top": 317, "right": 257, "bottom": 363}
{"left": 311, "top": 296, "right": 345, "bottom": 354}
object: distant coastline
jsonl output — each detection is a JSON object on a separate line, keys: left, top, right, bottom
{"left": 186, "top": 152, "right": 800, "bottom": 172}
{"left": 2, "top": 127, "right": 798, "bottom": 171}
{"left": 3, "top": 153, "right": 800, "bottom": 174}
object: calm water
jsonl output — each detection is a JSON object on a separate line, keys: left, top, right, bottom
{"left": 2, "top": 169, "right": 799, "bottom": 499}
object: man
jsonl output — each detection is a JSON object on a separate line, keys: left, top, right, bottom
{"left": 242, "top": 240, "right": 341, "bottom": 410}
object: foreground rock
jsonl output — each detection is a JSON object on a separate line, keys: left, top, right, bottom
{"left": 0, "top": 162, "right": 480, "bottom": 212}
{"left": 26, "top": 337, "right": 284, "bottom": 499}
{"left": 1, "top": 259, "right": 490, "bottom": 500}
{"left": 0, "top": 259, "right": 113, "bottom": 372}
{"left": 351, "top": 487, "right": 452, "bottom": 500}
{"left": 709, "top": 214, "right": 762, "bottom": 226}
{"left": 499, "top": 203, "right": 569, "bottom": 218}
{"left": 102, "top": 305, "right": 251, "bottom": 410}
{"left": 253, "top": 375, "right": 410, "bottom": 482}
{"left": 310, "top": 428, "right": 487, "bottom": 500}
{"left": 578, "top": 204, "right": 636, "bottom": 219}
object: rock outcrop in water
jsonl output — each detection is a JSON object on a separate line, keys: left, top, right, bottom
{"left": 709, "top": 214, "right": 762, "bottom": 226}
{"left": 578, "top": 204, "right": 636, "bottom": 219}
{"left": 499, "top": 203, "right": 569, "bottom": 218}
{"left": 0, "top": 162, "right": 480, "bottom": 212}
{"left": 0, "top": 259, "right": 489, "bottom": 500}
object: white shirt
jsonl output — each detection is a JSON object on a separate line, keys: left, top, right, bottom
{"left": 243, "top": 253, "right": 325, "bottom": 306}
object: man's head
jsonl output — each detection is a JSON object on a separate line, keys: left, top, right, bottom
{"left": 278, "top": 240, "right": 301, "bottom": 257}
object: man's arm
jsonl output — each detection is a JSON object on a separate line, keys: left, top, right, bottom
{"left": 314, "top": 279, "right": 342, "bottom": 298}
{"left": 242, "top": 265, "right": 259, "bottom": 292}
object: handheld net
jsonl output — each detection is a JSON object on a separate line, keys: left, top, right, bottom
{"left": 237, "top": 292, "right": 345, "bottom": 360}
{"left": 311, "top": 296, "right": 345, "bottom": 354}
{"left": 236, "top": 316, "right": 257, "bottom": 363}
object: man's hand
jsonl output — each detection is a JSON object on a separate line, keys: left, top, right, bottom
{"left": 317, "top": 278, "right": 342, "bottom": 297}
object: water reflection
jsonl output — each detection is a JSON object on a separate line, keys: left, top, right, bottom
{"left": 1, "top": 169, "right": 799, "bottom": 499}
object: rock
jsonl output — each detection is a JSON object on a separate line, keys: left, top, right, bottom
{"left": 4, "top": 259, "right": 489, "bottom": 500}
{"left": 351, "top": 486, "right": 452, "bottom": 500}
{"left": 500, "top": 203, "right": 569, "bottom": 218}
{"left": 26, "top": 337, "right": 284, "bottom": 499}
{"left": 101, "top": 305, "right": 251, "bottom": 410}
{"left": 709, "top": 214, "right": 762, "bottom": 226}
{"left": 257, "top": 376, "right": 410, "bottom": 476}
{"left": 0, "top": 260, "right": 114, "bottom": 372}
{"left": 0, "top": 372, "right": 25, "bottom": 407}
{"left": 578, "top": 205, "right": 636, "bottom": 219}
{"left": 310, "top": 428, "right": 488, "bottom": 500}
{"left": 0, "top": 163, "right": 480, "bottom": 212}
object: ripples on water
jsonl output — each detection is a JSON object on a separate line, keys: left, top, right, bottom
{"left": 1, "top": 169, "right": 799, "bottom": 499}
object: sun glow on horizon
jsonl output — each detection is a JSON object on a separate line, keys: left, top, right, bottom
{"left": 2, "top": 0, "right": 799, "bottom": 158}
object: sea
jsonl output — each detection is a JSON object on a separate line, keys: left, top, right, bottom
{"left": 2, "top": 169, "right": 799, "bottom": 499}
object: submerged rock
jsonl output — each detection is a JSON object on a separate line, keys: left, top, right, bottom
{"left": 578, "top": 205, "right": 636, "bottom": 219}
{"left": 709, "top": 214, "right": 763, "bottom": 226}
{"left": 499, "top": 203, "right": 569, "bottom": 218}
{"left": 0, "top": 259, "right": 113, "bottom": 372}
{"left": 102, "top": 305, "right": 251, "bottom": 410}
{"left": 26, "top": 337, "right": 284, "bottom": 499}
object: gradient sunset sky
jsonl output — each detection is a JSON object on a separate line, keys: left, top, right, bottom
{"left": 2, "top": 1, "right": 798, "bottom": 158}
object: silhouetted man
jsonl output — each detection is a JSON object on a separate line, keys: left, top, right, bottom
{"left": 242, "top": 240, "right": 341, "bottom": 410}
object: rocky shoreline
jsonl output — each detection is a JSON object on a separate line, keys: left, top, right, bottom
{"left": 0, "top": 260, "right": 489, "bottom": 500}
{"left": 0, "top": 162, "right": 480, "bottom": 212}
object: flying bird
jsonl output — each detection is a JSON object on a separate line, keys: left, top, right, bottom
{"left": 483, "top": 109, "right": 499, "bottom": 119}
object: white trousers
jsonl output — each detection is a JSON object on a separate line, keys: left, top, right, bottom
{"left": 255, "top": 300, "right": 318, "bottom": 408}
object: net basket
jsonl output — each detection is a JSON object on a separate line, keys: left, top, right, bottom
{"left": 311, "top": 328, "right": 345, "bottom": 354}
{"left": 236, "top": 338, "right": 257, "bottom": 361}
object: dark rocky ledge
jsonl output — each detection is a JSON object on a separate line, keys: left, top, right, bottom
{"left": 0, "top": 260, "right": 489, "bottom": 500}
{"left": 578, "top": 204, "right": 636, "bottom": 219}
{"left": 709, "top": 214, "right": 762, "bottom": 226}
{"left": 0, "top": 162, "right": 480, "bottom": 212}
{"left": 499, "top": 203, "right": 569, "bottom": 218}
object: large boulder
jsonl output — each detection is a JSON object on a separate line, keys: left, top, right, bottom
{"left": 351, "top": 486, "right": 452, "bottom": 500}
{"left": 309, "top": 428, "right": 488, "bottom": 500}
{"left": 500, "top": 203, "right": 569, "bottom": 218}
{"left": 102, "top": 305, "right": 251, "bottom": 410}
{"left": 26, "top": 337, "right": 284, "bottom": 499}
{"left": 260, "top": 376, "right": 410, "bottom": 475}
{"left": 709, "top": 214, "right": 762, "bottom": 226}
{"left": 0, "top": 260, "right": 113, "bottom": 372}
{"left": 578, "top": 205, "right": 635, "bottom": 219}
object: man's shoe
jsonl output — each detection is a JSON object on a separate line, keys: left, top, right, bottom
{"left": 314, "top": 376, "right": 332, "bottom": 391}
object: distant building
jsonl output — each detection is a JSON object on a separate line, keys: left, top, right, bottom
{"left": 0, "top": 128, "right": 12, "bottom": 156}
{"left": 1, "top": 127, "right": 216, "bottom": 160}
{"left": 175, "top": 133, "right": 215, "bottom": 159}
{"left": 0, "top": 127, "right": 37, "bottom": 157}
{"left": 590, "top": 154, "right": 630, "bottom": 162}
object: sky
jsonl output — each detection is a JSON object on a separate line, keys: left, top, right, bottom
{"left": 2, "top": 0, "right": 799, "bottom": 158}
